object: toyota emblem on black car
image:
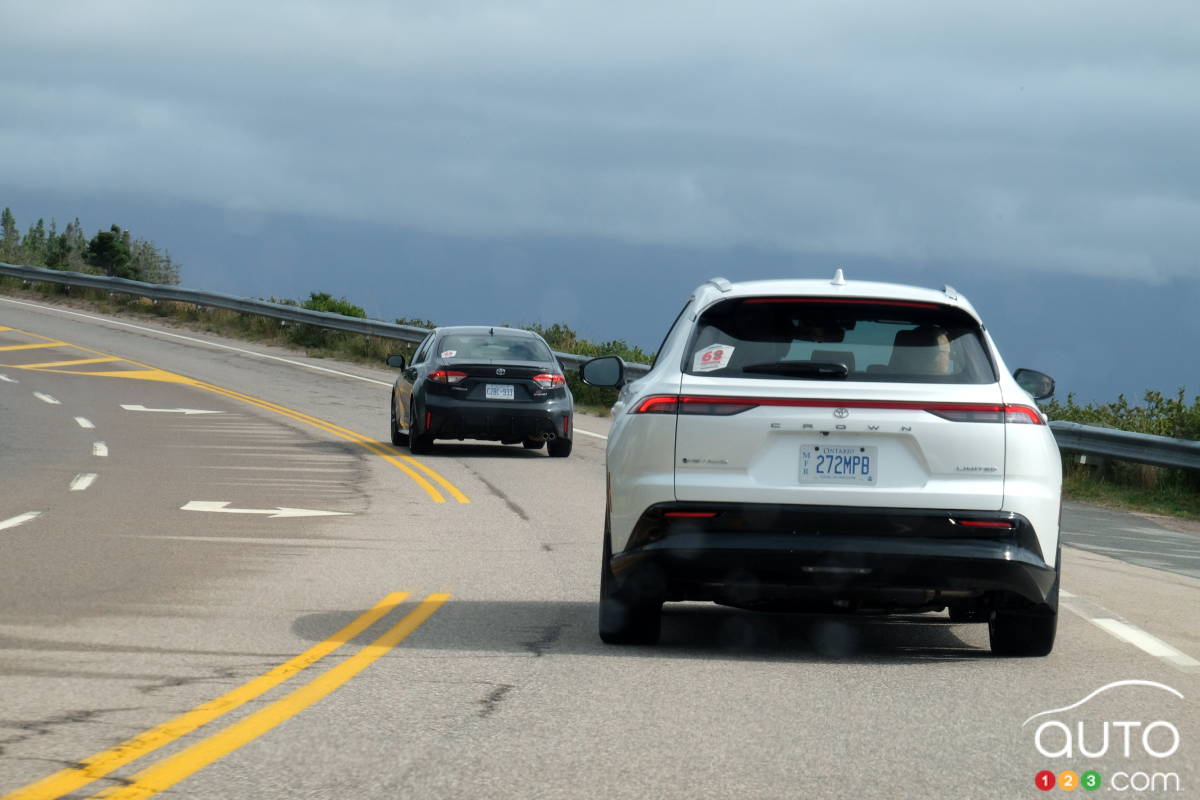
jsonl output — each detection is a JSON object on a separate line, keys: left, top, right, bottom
{"left": 496, "top": 368, "right": 506, "bottom": 375}
{"left": 833, "top": 408, "right": 850, "bottom": 418}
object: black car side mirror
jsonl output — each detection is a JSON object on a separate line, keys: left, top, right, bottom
{"left": 580, "top": 356, "right": 625, "bottom": 389}
{"left": 386, "top": 354, "right": 406, "bottom": 369}
{"left": 1013, "top": 368, "right": 1054, "bottom": 401}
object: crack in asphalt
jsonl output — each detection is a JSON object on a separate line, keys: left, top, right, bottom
{"left": 0, "top": 708, "right": 137, "bottom": 758}
{"left": 477, "top": 683, "right": 515, "bottom": 718}
{"left": 518, "top": 623, "right": 564, "bottom": 658}
{"left": 459, "top": 465, "right": 529, "bottom": 521}
{"left": 5, "top": 756, "right": 137, "bottom": 787}
{"left": 135, "top": 665, "right": 242, "bottom": 695}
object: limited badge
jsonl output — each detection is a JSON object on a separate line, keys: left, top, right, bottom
{"left": 693, "top": 343, "right": 735, "bottom": 372}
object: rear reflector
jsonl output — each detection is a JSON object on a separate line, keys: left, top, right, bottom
{"left": 630, "top": 395, "right": 1044, "bottom": 423}
{"left": 664, "top": 511, "right": 718, "bottom": 518}
{"left": 953, "top": 519, "right": 1015, "bottom": 529}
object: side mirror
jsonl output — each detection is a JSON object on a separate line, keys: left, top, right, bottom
{"left": 1014, "top": 368, "right": 1054, "bottom": 401}
{"left": 580, "top": 356, "right": 625, "bottom": 388}
{"left": 386, "top": 354, "right": 406, "bottom": 369}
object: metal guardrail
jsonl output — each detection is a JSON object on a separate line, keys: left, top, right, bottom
{"left": 1049, "top": 421, "right": 1200, "bottom": 471}
{"left": 4, "top": 263, "right": 1196, "bottom": 467}
{"left": 0, "top": 262, "right": 651, "bottom": 376}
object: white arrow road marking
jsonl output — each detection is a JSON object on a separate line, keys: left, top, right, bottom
{"left": 75, "top": 417, "right": 95, "bottom": 429}
{"left": 121, "top": 405, "right": 223, "bottom": 415}
{"left": 34, "top": 392, "right": 61, "bottom": 404}
{"left": 0, "top": 512, "right": 41, "bottom": 531}
{"left": 94, "top": 442, "right": 109, "bottom": 457}
{"left": 181, "top": 501, "right": 351, "bottom": 519}
{"left": 70, "top": 473, "right": 98, "bottom": 491}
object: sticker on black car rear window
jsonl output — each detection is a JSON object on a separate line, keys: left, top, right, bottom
{"left": 441, "top": 350, "right": 456, "bottom": 358}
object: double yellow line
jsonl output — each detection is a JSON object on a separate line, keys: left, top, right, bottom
{"left": 4, "top": 593, "right": 449, "bottom": 800}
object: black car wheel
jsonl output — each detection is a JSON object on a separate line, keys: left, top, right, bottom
{"left": 547, "top": 437, "right": 572, "bottom": 458}
{"left": 408, "top": 402, "right": 434, "bottom": 455}
{"left": 389, "top": 395, "right": 408, "bottom": 446}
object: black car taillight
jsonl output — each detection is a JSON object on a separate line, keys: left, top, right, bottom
{"left": 428, "top": 369, "right": 468, "bottom": 384}
{"left": 532, "top": 373, "right": 566, "bottom": 389}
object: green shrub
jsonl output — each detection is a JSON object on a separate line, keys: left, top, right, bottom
{"left": 1045, "top": 389, "right": 1200, "bottom": 497}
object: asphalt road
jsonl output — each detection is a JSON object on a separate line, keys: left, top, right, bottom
{"left": 1, "top": 295, "right": 1197, "bottom": 800}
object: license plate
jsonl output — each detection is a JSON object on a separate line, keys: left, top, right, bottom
{"left": 799, "top": 445, "right": 877, "bottom": 484}
{"left": 485, "top": 384, "right": 515, "bottom": 400}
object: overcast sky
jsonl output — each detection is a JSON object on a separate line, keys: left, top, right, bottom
{"left": 2, "top": 1, "right": 1198, "bottom": 401}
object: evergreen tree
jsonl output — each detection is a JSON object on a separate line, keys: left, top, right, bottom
{"left": 22, "top": 219, "right": 47, "bottom": 266}
{"left": 85, "top": 224, "right": 135, "bottom": 278}
{"left": 0, "top": 208, "right": 19, "bottom": 262}
{"left": 58, "top": 218, "right": 89, "bottom": 271}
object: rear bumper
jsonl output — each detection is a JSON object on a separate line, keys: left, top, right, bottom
{"left": 424, "top": 395, "right": 571, "bottom": 442}
{"left": 611, "top": 503, "right": 1057, "bottom": 608}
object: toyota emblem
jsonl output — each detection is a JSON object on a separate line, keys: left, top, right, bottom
{"left": 496, "top": 368, "right": 506, "bottom": 375}
{"left": 833, "top": 408, "right": 850, "bottom": 419}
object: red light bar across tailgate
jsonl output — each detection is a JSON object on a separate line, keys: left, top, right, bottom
{"left": 631, "top": 395, "right": 1043, "bottom": 424}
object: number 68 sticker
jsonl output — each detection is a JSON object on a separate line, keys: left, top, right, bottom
{"left": 693, "top": 343, "right": 735, "bottom": 372}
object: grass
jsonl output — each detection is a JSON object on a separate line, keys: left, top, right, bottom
{"left": 1062, "top": 465, "right": 1200, "bottom": 521}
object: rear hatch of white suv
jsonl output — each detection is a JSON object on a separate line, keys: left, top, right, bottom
{"left": 669, "top": 295, "right": 1023, "bottom": 511}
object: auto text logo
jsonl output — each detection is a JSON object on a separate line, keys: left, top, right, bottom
{"left": 1024, "top": 680, "right": 1185, "bottom": 793}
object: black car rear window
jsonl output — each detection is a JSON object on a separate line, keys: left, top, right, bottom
{"left": 436, "top": 334, "right": 554, "bottom": 363}
{"left": 684, "top": 297, "right": 996, "bottom": 384}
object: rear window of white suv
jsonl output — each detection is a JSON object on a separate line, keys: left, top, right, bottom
{"left": 684, "top": 297, "right": 997, "bottom": 384}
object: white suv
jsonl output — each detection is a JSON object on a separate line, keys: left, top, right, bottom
{"left": 581, "top": 272, "right": 1062, "bottom": 656}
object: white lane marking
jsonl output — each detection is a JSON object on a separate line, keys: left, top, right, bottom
{"left": 1091, "top": 619, "right": 1200, "bottom": 669}
{"left": 0, "top": 373, "right": 16, "bottom": 383}
{"left": 180, "top": 500, "right": 351, "bottom": 518}
{"left": 0, "top": 511, "right": 42, "bottom": 531}
{"left": 1082, "top": 546, "right": 1200, "bottom": 560}
{"left": 0, "top": 295, "right": 616, "bottom": 439}
{"left": 0, "top": 295, "right": 394, "bottom": 386}
{"left": 120, "top": 404, "right": 223, "bottom": 415}
{"left": 75, "top": 417, "right": 95, "bottom": 429}
{"left": 120, "top": 535, "right": 380, "bottom": 547}
{"left": 34, "top": 392, "right": 60, "bottom": 405}
{"left": 93, "top": 441, "right": 109, "bottom": 457}
{"left": 1061, "top": 590, "right": 1200, "bottom": 673}
{"left": 69, "top": 473, "right": 97, "bottom": 491}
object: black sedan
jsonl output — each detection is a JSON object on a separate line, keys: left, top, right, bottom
{"left": 387, "top": 326, "right": 573, "bottom": 457}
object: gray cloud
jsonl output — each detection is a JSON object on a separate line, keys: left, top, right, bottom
{"left": 3, "top": 0, "right": 1198, "bottom": 280}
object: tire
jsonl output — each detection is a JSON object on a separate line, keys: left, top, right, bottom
{"left": 389, "top": 397, "right": 408, "bottom": 446}
{"left": 547, "top": 437, "right": 572, "bottom": 458}
{"left": 989, "top": 558, "right": 1059, "bottom": 657}
{"left": 598, "top": 530, "right": 662, "bottom": 645}
{"left": 408, "top": 402, "right": 434, "bottom": 455}
{"left": 523, "top": 439, "right": 545, "bottom": 450}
